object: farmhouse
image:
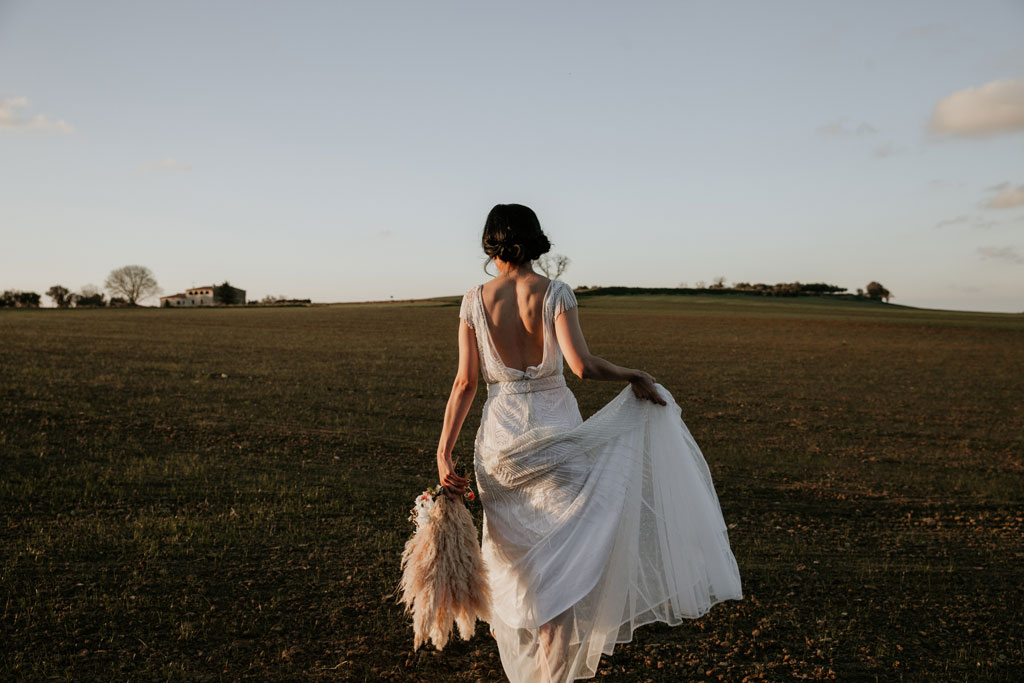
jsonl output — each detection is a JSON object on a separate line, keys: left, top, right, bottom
{"left": 160, "top": 284, "right": 246, "bottom": 307}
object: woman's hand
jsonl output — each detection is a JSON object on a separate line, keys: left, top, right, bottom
{"left": 437, "top": 454, "right": 469, "bottom": 500}
{"left": 629, "top": 370, "right": 667, "bottom": 406}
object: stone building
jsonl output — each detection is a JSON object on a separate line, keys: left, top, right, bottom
{"left": 160, "top": 284, "right": 246, "bottom": 307}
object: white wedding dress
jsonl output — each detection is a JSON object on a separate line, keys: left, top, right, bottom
{"left": 459, "top": 279, "right": 742, "bottom": 682}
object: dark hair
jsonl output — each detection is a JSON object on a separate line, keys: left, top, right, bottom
{"left": 482, "top": 204, "right": 551, "bottom": 265}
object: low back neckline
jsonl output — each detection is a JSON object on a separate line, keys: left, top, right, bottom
{"left": 476, "top": 279, "right": 555, "bottom": 376}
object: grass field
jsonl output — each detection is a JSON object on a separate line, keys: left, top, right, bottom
{"left": 2, "top": 295, "right": 1022, "bottom": 681}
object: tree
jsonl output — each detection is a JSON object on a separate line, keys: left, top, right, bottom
{"left": 536, "top": 253, "right": 571, "bottom": 280}
{"left": 74, "top": 284, "right": 107, "bottom": 308}
{"left": 47, "top": 285, "right": 73, "bottom": 308}
{"left": 213, "top": 281, "right": 243, "bottom": 305}
{"left": 104, "top": 265, "right": 159, "bottom": 305}
{"left": 710, "top": 276, "right": 727, "bottom": 289}
{"left": 866, "top": 281, "right": 891, "bottom": 303}
{"left": 0, "top": 290, "right": 41, "bottom": 308}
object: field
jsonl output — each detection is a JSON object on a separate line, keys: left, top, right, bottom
{"left": 2, "top": 295, "right": 1023, "bottom": 681}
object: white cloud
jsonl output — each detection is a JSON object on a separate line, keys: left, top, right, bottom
{"left": 934, "top": 215, "right": 969, "bottom": 229}
{"left": 0, "top": 96, "right": 75, "bottom": 133}
{"left": 936, "top": 215, "right": 999, "bottom": 230}
{"left": 985, "top": 184, "right": 1024, "bottom": 208}
{"left": 136, "top": 158, "right": 193, "bottom": 174}
{"left": 977, "top": 246, "right": 1023, "bottom": 264}
{"left": 929, "top": 78, "right": 1024, "bottom": 137}
{"left": 817, "top": 121, "right": 877, "bottom": 139}
{"left": 873, "top": 141, "right": 901, "bottom": 158}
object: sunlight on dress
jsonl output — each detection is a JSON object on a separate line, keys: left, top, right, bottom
{"left": 461, "top": 280, "right": 742, "bottom": 682}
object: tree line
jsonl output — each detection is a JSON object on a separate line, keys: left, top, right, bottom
{"left": 717, "top": 280, "right": 892, "bottom": 302}
{"left": 576, "top": 280, "right": 894, "bottom": 302}
{"left": 1, "top": 265, "right": 160, "bottom": 308}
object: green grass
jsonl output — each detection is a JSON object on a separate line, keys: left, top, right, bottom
{"left": 2, "top": 296, "right": 1022, "bottom": 681}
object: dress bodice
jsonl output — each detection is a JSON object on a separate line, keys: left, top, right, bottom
{"left": 459, "top": 279, "right": 578, "bottom": 386}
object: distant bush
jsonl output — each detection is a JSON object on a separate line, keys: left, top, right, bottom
{"left": 577, "top": 281, "right": 854, "bottom": 300}
{"left": 74, "top": 285, "right": 107, "bottom": 308}
{"left": 213, "top": 281, "right": 244, "bottom": 305}
{"left": 865, "top": 281, "right": 892, "bottom": 303}
{"left": 47, "top": 285, "right": 73, "bottom": 308}
{"left": 255, "top": 295, "right": 311, "bottom": 306}
{"left": 0, "top": 290, "right": 41, "bottom": 308}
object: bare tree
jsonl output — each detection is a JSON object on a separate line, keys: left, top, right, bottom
{"left": 536, "top": 253, "right": 571, "bottom": 279}
{"left": 104, "top": 265, "right": 159, "bottom": 305}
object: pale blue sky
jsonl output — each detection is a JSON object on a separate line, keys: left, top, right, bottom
{"left": 2, "top": 1, "right": 1022, "bottom": 311}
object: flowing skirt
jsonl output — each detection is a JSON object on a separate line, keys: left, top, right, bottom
{"left": 472, "top": 381, "right": 742, "bottom": 682}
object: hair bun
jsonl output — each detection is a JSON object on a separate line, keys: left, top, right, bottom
{"left": 482, "top": 204, "right": 551, "bottom": 265}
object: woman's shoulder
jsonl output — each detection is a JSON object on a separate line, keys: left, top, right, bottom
{"left": 548, "top": 278, "right": 575, "bottom": 295}
{"left": 547, "top": 279, "right": 577, "bottom": 315}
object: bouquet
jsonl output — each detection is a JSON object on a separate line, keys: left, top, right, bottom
{"left": 397, "top": 480, "right": 490, "bottom": 651}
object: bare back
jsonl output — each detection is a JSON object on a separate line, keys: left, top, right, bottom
{"left": 479, "top": 275, "right": 552, "bottom": 372}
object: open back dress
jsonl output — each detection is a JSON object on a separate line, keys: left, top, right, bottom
{"left": 459, "top": 279, "right": 742, "bottom": 682}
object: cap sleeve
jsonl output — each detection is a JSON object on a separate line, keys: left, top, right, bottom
{"left": 459, "top": 287, "right": 476, "bottom": 329}
{"left": 552, "top": 280, "right": 578, "bottom": 319}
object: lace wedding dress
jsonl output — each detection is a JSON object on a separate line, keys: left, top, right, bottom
{"left": 459, "top": 279, "right": 742, "bottom": 682}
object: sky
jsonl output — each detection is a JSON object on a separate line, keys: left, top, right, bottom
{"left": 1, "top": 0, "right": 1023, "bottom": 312}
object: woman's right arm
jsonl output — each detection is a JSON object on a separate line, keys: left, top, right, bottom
{"left": 553, "top": 306, "right": 666, "bottom": 405}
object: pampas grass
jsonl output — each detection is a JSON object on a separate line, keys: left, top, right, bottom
{"left": 397, "top": 493, "right": 491, "bottom": 651}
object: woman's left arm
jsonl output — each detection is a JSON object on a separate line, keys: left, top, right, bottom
{"left": 435, "top": 318, "right": 479, "bottom": 499}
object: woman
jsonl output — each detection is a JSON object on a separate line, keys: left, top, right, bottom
{"left": 435, "top": 204, "right": 742, "bottom": 682}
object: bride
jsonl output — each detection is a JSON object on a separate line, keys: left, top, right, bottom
{"left": 435, "top": 204, "right": 742, "bottom": 681}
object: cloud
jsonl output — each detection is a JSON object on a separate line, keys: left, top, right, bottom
{"left": 977, "top": 246, "right": 1023, "bottom": 264}
{"left": 0, "top": 96, "right": 75, "bottom": 133}
{"left": 985, "top": 184, "right": 1024, "bottom": 208}
{"left": 935, "top": 215, "right": 997, "bottom": 230}
{"left": 136, "top": 158, "right": 192, "bottom": 174}
{"left": 934, "top": 215, "right": 969, "bottom": 229}
{"left": 817, "top": 120, "right": 877, "bottom": 138}
{"left": 929, "top": 78, "right": 1024, "bottom": 137}
{"left": 873, "top": 141, "right": 901, "bottom": 158}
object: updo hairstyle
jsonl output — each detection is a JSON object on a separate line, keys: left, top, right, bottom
{"left": 482, "top": 204, "right": 552, "bottom": 265}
